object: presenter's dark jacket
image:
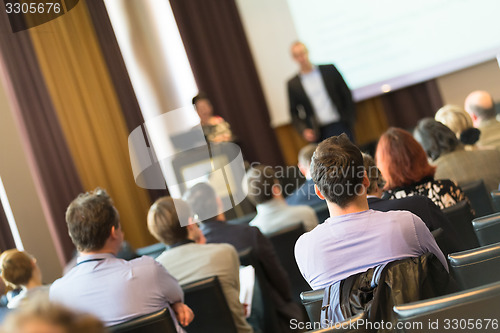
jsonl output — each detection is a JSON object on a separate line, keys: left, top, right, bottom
{"left": 287, "top": 64, "right": 356, "bottom": 137}
{"left": 367, "top": 196, "right": 461, "bottom": 253}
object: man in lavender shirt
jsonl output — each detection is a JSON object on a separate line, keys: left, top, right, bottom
{"left": 50, "top": 188, "right": 194, "bottom": 331}
{"left": 294, "top": 134, "right": 448, "bottom": 292}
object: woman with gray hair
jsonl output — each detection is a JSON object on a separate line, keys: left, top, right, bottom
{"left": 414, "top": 118, "right": 500, "bottom": 191}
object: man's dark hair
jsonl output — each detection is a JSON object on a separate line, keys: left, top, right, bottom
{"left": 147, "top": 197, "right": 191, "bottom": 245}
{"left": 245, "top": 164, "right": 278, "bottom": 205}
{"left": 65, "top": 188, "right": 119, "bottom": 252}
{"left": 469, "top": 99, "right": 496, "bottom": 121}
{"left": 192, "top": 92, "right": 210, "bottom": 106}
{"left": 310, "top": 134, "right": 365, "bottom": 207}
{"left": 184, "top": 182, "right": 219, "bottom": 221}
{"left": 414, "top": 118, "right": 460, "bottom": 161}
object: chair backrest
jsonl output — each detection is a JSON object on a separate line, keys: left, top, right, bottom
{"left": 238, "top": 247, "right": 281, "bottom": 333}
{"left": 441, "top": 200, "right": 479, "bottom": 251}
{"left": 268, "top": 223, "right": 310, "bottom": 304}
{"left": 307, "top": 312, "right": 369, "bottom": 333}
{"left": 394, "top": 281, "right": 500, "bottom": 333}
{"left": 135, "top": 242, "right": 166, "bottom": 259}
{"left": 472, "top": 212, "right": 500, "bottom": 246}
{"left": 108, "top": 308, "right": 176, "bottom": 333}
{"left": 300, "top": 289, "right": 324, "bottom": 324}
{"left": 182, "top": 276, "right": 237, "bottom": 333}
{"left": 313, "top": 203, "right": 330, "bottom": 224}
{"left": 448, "top": 242, "right": 500, "bottom": 290}
{"left": 491, "top": 190, "right": 500, "bottom": 213}
{"left": 459, "top": 180, "right": 495, "bottom": 217}
{"left": 430, "top": 228, "right": 452, "bottom": 257}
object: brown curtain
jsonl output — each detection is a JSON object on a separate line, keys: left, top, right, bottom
{"left": 26, "top": 0, "right": 157, "bottom": 249}
{"left": 0, "top": 202, "right": 16, "bottom": 251}
{"left": 85, "top": 0, "right": 168, "bottom": 203}
{"left": 169, "top": 0, "right": 284, "bottom": 166}
{"left": 380, "top": 80, "right": 443, "bottom": 130}
{"left": 0, "top": 11, "right": 82, "bottom": 264}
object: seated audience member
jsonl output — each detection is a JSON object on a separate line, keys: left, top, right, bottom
{"left": 414, "top": 118, "right": 500, "bottom": 192}
{"left": 147, "top": 197, "right": 253, "bottom": 333}
{"left": 193, "top": 92, "right": 233, "bottom": 143}
{"left": 1, "top": 295, "right": 106, "bottom": 333}
{"left": 376, "top": 127, "right": 466, "bottom": 209}
{"left": 0, "top": 250, "right": 48, "bottom": 309}
{"left": 294, "top": 134, "right": 447, "bottom": 291}
{"left": 185, "top": 182, "right": 302, "bottom": 331}
{"left": 465, "top": 90, "right": 500, "bottom": 149}
{"left": 363, "top": 154, "right": 460, "bottom": 252}
{"left": 435, "top": 104, "right": 480, "bottom": 149}
{"left": 49, "top": 188, "right": 193, "bottom": 331}
{"left": 286, "top": 144, "right": 325, "bottom": 207}
{"left": 246, "top": 165, "right": 318, "bottom": 234}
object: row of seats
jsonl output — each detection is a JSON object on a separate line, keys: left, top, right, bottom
{"left": 300, "top": 216, "right": 500, "bottom": 332}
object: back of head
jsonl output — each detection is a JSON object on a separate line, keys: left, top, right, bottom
{"left": 362, "top": 153, "right": 383, "bottom": 195}
{"left": 310, "top": 134, "right": 364, "bottom": 207}
{"left": 435, "top": 104, "right": 473, "bottom": 138}
{"left": 376, "top": 127, "right": 436, "bottom": 190}
{"left": 147, "top": 197, "right": 191, "bottom": 245}
{"left": 298, "top": 144, "right": 317, "bottom": 169}
{"left": 192, "top": 92, "right": 210, "bottom": 106}
{"left": 464, "top": 90, "right": 496, "bottom": 121}
{"left": 1, "top": 295, "right": 106, "bottom": 333}
{"left": 414, "top": 118, "right": 460, "bottom": 161}
{"left": 184, "top": 182, "right": 219, "bottom": 221}
{"left": 246, "top": 164, "right": 278, "bottom": 205}
{"left": 65, "top": 188, "right": 119, "bottom": 252}
{"left": 0, "top": 250, "right": 33, "bottom": 289}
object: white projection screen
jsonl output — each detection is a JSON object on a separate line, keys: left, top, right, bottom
{"left": 287, "top": 0, "right": 500, "bottom": 101}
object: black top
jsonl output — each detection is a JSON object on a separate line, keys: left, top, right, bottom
{"left": 382, "top": 177, "right": 466, "bottom": 210}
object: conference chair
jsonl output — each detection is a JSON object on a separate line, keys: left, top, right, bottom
{"left": 430, "top": 228, "right": 452, "bottom": 257}
{"left": 394, "top": 281, "right": 500, "bottom": 333}
{"left": 491, "top": 190, "right": 500, "bottom": 213}
{"left": 239, "top": 248, "right": 281, "bottom": 333}
{"left": 306, "top": 312, "right": 369, "bottom": 333}
{"left": 472, "top": 212, "right": 500, "bottom": 246}
{"left": 182, "top": 276, "right": 237, "bottom": 333}
{"left": 448, "top": 242, "right": 500, "bottom": 290}
{"left": 441, "top": 200, "right": 479, "bottom": 251}
{"left": 313, "top": 203, "right": 330, "bottom": 224}
{"left": 108, "top": 308, "right": 176, "bottom": 333}
{"left": 300, "top": 289, "right": 324, "bottom": 324}
{"left": 268, "top": 223, "right": 310, "bottom": 304}
{"left": 459, "top": 179, "right": 495, "bottom": 217}
{"left": 135, "top": 242, "right": 166, "bottom": 259}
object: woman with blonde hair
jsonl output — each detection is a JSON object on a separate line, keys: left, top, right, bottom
{"left": 435, "top": 104, "right": 480, "bottom": 149}
{"left": 0, "top": 249, "right": 47, "bottom": 309}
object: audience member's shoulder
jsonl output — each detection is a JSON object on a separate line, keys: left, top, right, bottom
{"left": 289, "top": 204, "right": 315, "bottom": 215}
{"left": 129, "top": 255, "right": 163, "bottom": 268}
{"left": 204, "top": 242, "right": 237, "bottom": 256}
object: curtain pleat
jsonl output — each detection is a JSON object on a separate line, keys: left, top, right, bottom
{"left": 26, "top": 0, "right": 156, "bottom": 248}
{"left": 0, "top": 10, "right": 82, "bottom": 264}
{"left": 169, "top": 0, "right": 284, "bottom": 166}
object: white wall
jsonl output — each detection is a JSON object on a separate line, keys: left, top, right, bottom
{"left": 236, "top": 0, "right": 500, "bottom": 126}
{"left": 235, "top": 0, "right": 298, "bottom": 127}
{"left": 0, "top": 75, "right": 62, "bottom": 283}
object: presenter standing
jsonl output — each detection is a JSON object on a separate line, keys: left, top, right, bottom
{"left": 287, "top": 42, "right": 356, "bottom": 143}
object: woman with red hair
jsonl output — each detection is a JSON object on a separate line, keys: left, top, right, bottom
{"left": 375, "top": 127, "right": 466, "bottom": 209}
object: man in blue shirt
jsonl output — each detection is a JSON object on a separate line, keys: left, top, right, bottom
{"left": 294, "top": 135, "right": 447, "bottom": 291}
{"left": 50, "top": 188, "right": 193, "bottom": 331}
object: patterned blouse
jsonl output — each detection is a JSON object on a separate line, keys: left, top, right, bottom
{"left": 202, "top": 116, "right": 233, "bottom": 143}
{"left": 382, "top": 177, "right": 466, "bottom": 209}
